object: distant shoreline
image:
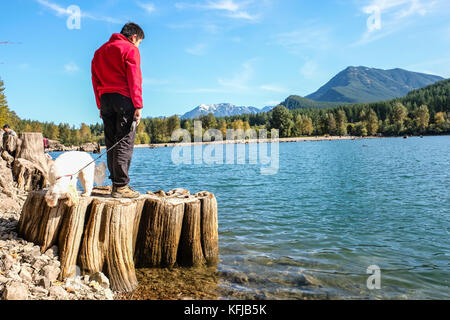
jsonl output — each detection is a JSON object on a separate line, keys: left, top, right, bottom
{"left": 47, "top": 135, "right": 444, "bottom": 153}
{"left": 129, "top": 135, "right": 380, "bottom": 149}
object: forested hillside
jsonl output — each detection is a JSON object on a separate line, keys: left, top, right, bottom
{"left": 0, "top": 78, "right": 448, "bottom": 146}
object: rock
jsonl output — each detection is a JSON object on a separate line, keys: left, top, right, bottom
{"left": 78, "top": 142, "right": 100, "bottom": 153}
{"left": 31, "top": 286, "right": 49, "bottom": 296}
{"left": 1, "top": 254, "right": 15, "bottom": 271}
{"left": 38, "top": 277, "right": 51, "bottom": 290}
{"left": 0, "top": 275, "right": 9, "bottom": 284}
{"left": 44, "top": 245, "right": 58, "bottom": 259}
{"left": 0, "top": 197, "right": 20, "bottom": 213}
{"left": 2, "top": 281, "right": 29, "bottom": 300}
{"left": 41, "top": 265, "right": 60, "bottom": 282}
{"left": 89, "top": 272, "right": 110, "bottom": 289}
{"left": 104, "top": 288, "right": 114, "bottom": 300}
{"left": 29, "top": 247, "right": 42, "bottom": 259}
{"left": 19, "top": 266, "right": 33, "bottom": 282}
{"left": 296, "top": 273, "right": 308, "bottom": 286}
{"left": 89, "top": 281, "right": 102, "bottom": 292}
{"left": 31, "top": 258, "right": 46, "bottom": 270}
{"left": 5, "top": 270, "right": 21, "bottom": 282}
{"left": 49, "top": 285, "right": 69, "bottom": 300}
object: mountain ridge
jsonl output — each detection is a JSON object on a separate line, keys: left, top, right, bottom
{"left": 181, "top": 103, "right": 275, "bottom": 119}
{"left": 305, "top": 66, "right": 444, "bottom": 103}
{"left": 180, "top": 66, "right": 444, "bottom": 118}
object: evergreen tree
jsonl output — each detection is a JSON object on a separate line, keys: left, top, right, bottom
{"left": 336, "top": 110, "right": 348, "bottom": 136}
{"left": 269, "top": 105, "right": 294, "bottom": 138}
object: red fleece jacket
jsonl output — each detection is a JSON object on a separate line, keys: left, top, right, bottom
{"left": 91, "top": 33, "right": 143, "bottom": 110}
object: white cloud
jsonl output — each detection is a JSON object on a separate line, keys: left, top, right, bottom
{"left": 175, "top": 0, "right": 260, "bottom": 21}
{"left": 206, "top": 0, "right": 240, "bottom": 12}
{"left": 185, "top": 43, "right": 208, "bottom": 56}
{"left": 218, "top": 60, "right": 254, "bottom": 89}
{"left": 355, "top": 0, "right": 441, "bottom": 45}
{"left": 36, "top": 0, "right": 122, "bottom": 24}
{"left": 226, "top": 11, "right": 258, "bottom": 21}
{"left": 407, "top": 57, "right": 450, "bottom": 78}
{"left": 273, "top": 26, "right": 333, "bottom": 53}
{"left": 36, "top": 0, "right": 68, "bottom": 15}
{"left": 64, "top": 62, "right": 80, "bottom": 74}
{"left": 167, "top": 22, "right": 220, "bottom": 34}
{"left": 300, "top": 60, "right": 318, "bottom": 79}
{"left": 137, "top": 1, "right": 156, "bottom": 14}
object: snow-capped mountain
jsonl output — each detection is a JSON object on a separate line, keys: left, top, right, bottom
{"left": 181, "top": 103, "right": 274, "bottom": 119}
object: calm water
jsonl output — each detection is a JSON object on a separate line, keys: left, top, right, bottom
{"left": 53, "top": 136, "right": 450, "bottom": 299}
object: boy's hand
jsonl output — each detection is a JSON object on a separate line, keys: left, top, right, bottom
{"left": 134, "top": 109, "right": 142, "bottom": 126}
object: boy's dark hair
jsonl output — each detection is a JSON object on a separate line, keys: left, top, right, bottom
{"left": 121, "top": 22, "right": 145, "bottom": 41}
{"left": 3, "top": 124, "right": 10, "bottom": 129}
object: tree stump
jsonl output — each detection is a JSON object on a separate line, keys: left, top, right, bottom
{"left": 12, "top": 158, "right": 47, "bottom": 191}
{"left": 17, "top": 187, "right": 219, "bottom": 293}
{"left": 10, "top": 132, "right": 50, "bottom": 191}
{"left": 2, "top": 134, "right": 18, "bottom": 160}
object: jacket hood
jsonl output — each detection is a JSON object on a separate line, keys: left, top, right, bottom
{"left": 109, "top": 33, "right": 130, "bottom": 43}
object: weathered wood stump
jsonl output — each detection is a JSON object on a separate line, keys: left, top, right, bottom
{"left": 16, "top": 132, "right": 50, "bottom": 174}
{"left": 2, "top": 134, "right": 18, "bottom": 164}
{"left": 17, "top": 187, "right": 219, "bottom": 293}
{"left": 10, "top": 132, "right": 50, "bottom": 191}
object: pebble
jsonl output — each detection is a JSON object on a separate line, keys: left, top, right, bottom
{"left": 2, "top": 281, "right": 29, "bottom": 300}
{"left": 0, "top": 186, "right": 116, "bottom": 300}
{"left": 89, "top": 272, "right": 110, "bottom": 289}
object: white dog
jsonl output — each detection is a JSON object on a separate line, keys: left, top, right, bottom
{"left": 45, "top": 151, "right": 106, "bottom": 207}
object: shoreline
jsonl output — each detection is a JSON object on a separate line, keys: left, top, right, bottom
{"left": 48, "top": 135, "right": 447, "bottom": 153}
{"left": 120, "top": 135, "right": 380, "bottom": 150}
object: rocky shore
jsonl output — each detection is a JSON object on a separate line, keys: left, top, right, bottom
{"left": 0, "top": 135, "right": 114, "bottom": 300}
{"left": 0, "top": 194, "right": 115, "bottom": 300}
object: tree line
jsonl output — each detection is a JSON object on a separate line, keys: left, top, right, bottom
{"left": 1, "top": 78, "right": 449, "bottom": 146}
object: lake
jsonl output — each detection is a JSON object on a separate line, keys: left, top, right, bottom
{"left": 52, "top": 136, "right": 450, "bottom": 299}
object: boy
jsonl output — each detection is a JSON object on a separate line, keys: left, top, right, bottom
{"left": 91, "top": 22, "right": 145, "bottom": 198}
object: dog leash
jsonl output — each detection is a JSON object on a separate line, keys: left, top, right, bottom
{"left": 55, "top": 120, "right": 137, "bottom": 181}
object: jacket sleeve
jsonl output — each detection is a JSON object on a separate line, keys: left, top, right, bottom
{"left": 91, "top": 56, "right": 102, "bottom": 110}
{"left": 124, "top": 47, "right": 143, "bottom": 109}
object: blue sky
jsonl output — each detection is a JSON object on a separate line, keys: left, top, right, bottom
{"left": 1, "top": 0, "right": 449, "bottom": 126}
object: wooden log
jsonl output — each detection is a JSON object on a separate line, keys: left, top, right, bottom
{"left": 78, "top": 197, "right": 145, "bottom": 292}
{"left": 134, "top": 195, "right": 185, "bottom": 268}
{"left": 196, "top": 191, "right": 219, "bottom": 265}
{"left": 10, "top": 132, "right": 51, "bottom": 191}
{"left": 177, "top": 199, "right": 206, "bottom": 267}
{"left": 58, "top": 198, "right": 91, "bottom": 280}
{"left": 17, "top": 187, "right": 219, "bottom": 293}
{"left": 15, "top": 132, "right": 50, "bottom": 175}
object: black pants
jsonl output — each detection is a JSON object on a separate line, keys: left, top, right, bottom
{"left": 100, "top": 93, "right": 136, "bottom": 187}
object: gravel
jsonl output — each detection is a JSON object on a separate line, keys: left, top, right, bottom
{"left": 0, "top": 193, "right": 116, "bottom": 300}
